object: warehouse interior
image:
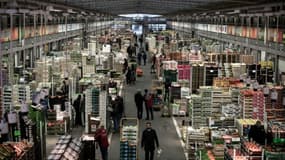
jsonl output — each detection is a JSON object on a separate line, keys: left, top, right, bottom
{"left": 0, "top": 0, "right": 285, "bottom": 160}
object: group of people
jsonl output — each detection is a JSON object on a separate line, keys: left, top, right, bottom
{"left": 134, "top": 89, "right": 154, "bottom": 120}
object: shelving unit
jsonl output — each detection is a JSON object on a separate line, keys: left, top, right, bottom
{"left": 186, "top": 127, "right": 209, "bottom": 160}
{"left": 189, "top": 95, "right": 205, "bottom": 128}
{"left": 3, "top": 85, "right": 12, "bottom": 111}
{"left": 120, "top": 118, "right": 138, "bottom": 160}
{"left": 211, "top": 87, "right": 231, "bottom": 118}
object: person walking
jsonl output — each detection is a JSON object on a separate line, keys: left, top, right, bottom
{"left": 123, "top": 58, "right": 128, "bottom": 74}
{"left": 95, "top": 125, "right": 109, "bottom": 160}
{"left": 145, "top": 92, "right": 154, "bottom": 120}
{"left": 134, "top": 90, "right": 144, "bottom": 119}
{"left": 142, "top": 51, "right": 147, "bottom": 66}
{"left": 73, "top": 95, "right": 82, "bottom": 127}
{"left": 141, "top": 122, "right": 159, "bottom": 160}
{"left": 126, "top": 67, "right": 132, "bottom": 85}
{"left": 115, "top": 95, "right": 125, "bottom": 130}
{"left": 127, "top": 45, "right": 133, "bottom": 57}
{"left": 143, "top": 89, "right": 149, "bottom": 120}
{"left": 80, "top": 94, "right": 85, "bottom": 127}
{"left": 137, "top": 52, "right": 142, "bottom": 66}
{"left": 248, "top": 120, "right": 266, "bottom": 145}
{"left": 110, "top": 99, "right": 119, "bottom": 132}
{"left": 130, "top": 64, "right": 136, "bottom": 84}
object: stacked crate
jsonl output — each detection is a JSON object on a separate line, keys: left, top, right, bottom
{"left": 177, "top": 65, "right": 191, "bottom": 81}
{"left": 200, "top": 86, "right": 212, "bottom": 118}
{"left": 70, "top": 51, "right": 82, "bottom": 64}
{"left": 240, "top": 55, "right": 254, "bottom": 64}
{"left": 186, "top": 127, "right": 209, "bottom": 160}
{"left": 230, "top": 88, "right": 240, "bottom": 104}
{"left": 47, "top": 110, "right": 57, "bottom": 135}
{"left": 252, "top": 91, "right": 265, "bottom": 121}
{"left": 189, "top": 95, "right": 205, "bottom": 128}
{"left": 0, "top": 69, "right": 9, "bottom": 86}
{"left": 13, "top": 85, "right": 32, "bottom": 103}
{"left": 211, "top": 87, "right": 231, "bottom": 118}
{"left": 191, "top": 64, "right": 204, "bottom": 92}
{"left": 35, "top": 60, "right": 50, "bottom": 83}
{"left": 213, "top": 144, "right": 224, "bottom": 159}
{"left": 3, "top": 86, "right": 12, "bottom": 111}
{"left": 224, "top": 63, "right": 233, "bottom": 77}
{"left": 265, "top": 86, "right": 285, "bottom": 122}
{"left": 231, "top": 63, "right": 247, "bottom": 78}
{"left": 82, "top": 55, "right": 96, "bottom": 76}
{"left": 240, "top": 90, "right": 254, "bottom": 119}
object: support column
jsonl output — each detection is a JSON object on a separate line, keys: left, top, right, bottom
{"left": 275, "top": 16, "right": 279, "bottom": 82}
{"left": 0, "top": 15, "right": 2, "bottom": 87}
{"left": 32, "top": 12, "right": 37, "bottom": 68}
{"left": 23, "top": 12, "right": 26, "bottom": 70}
{"left": 9, "top": 13, "right": 14, "bottom": 85}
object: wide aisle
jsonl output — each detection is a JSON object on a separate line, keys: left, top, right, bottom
{"left": 109, "top": 59, "right": 186, "bottom": 160}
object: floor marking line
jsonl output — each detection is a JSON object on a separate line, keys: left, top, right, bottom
{"left": 172, "top": 117, "right": 188, "bottom": 160}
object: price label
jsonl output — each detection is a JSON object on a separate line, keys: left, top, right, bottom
{"left": 14, "top": 130, "right": 21, "bottom": 137}
{"left": 232, "top": 137, "right": 240, "bottom": 142}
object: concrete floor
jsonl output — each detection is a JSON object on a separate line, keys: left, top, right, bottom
{"left": 109, "top": 60, "right": 186, "bottom": 160}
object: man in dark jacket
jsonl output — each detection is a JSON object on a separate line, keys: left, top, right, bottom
{"left": 127, "top": 45, "right": 132, "bottom": 57}
{"left": 134, "top": 90, "right": 144, "bottom": 119}
{"left": 141, "top": 122, "right": 159, "bottom": 160}
{"left": 248, "top": 120, "right": 266, "bottom": 145}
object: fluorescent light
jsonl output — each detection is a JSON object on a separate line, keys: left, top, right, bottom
{"left": 119, "top": 14, "right": 162, "bottom": 18}
{"left": 46, "top": 6, "right": 62, "bottom": 12}
{"left": 67, "top": 9, "right": 76, "bottom": 14}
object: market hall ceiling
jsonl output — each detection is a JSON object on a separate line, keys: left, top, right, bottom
{"left": 1, "top": 0, "right": 282, "bottom": 15}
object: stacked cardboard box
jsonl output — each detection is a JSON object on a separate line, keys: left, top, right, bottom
{"left": 252, "top": 91, "right": 265, "bottom": 121}
{"left": 240, "top": 90, "right": 254, "bottom": 119}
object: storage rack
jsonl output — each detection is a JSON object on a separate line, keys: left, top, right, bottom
{"left": 120, "top": 118, "right": 138, "bottom": 160}
{"left": 3, "top": 85, "right": 12, "bottom": 111}
{"left": 189, "top": 95, "right": 207, "bottom": 128}
{"left": 85, "top": 87, "right": 100, "bottom": 133}
{"left": 200, "top": 86, "right": 212, "bottom": 118}
{"left": 211, "top": 87, "right": 232, "bottom": 118}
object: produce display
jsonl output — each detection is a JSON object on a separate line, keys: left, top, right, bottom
{"left": 243, "top": 141, "right": 262, "bottom": 153}
{"left": 0, "top": 141, "right": 34, "bottom": 160}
